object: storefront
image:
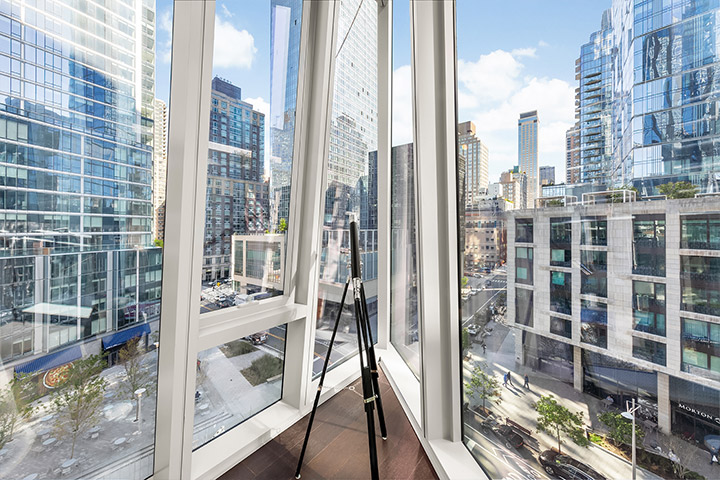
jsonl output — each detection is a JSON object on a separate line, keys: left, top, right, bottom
{"left": 523, "top": 332, "right": 574, "bottom": 384}
{"left": 670, "top": 376, "right": 720, "bottom": 444}
{"left": 582, "top": 350, "right": 658, "bottom": 421}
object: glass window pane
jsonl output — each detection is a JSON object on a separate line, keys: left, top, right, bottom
{"left": 199, "top": 0, "right": 303, "bottom": 313}
{"left": 192, "top": 326, "right": 286, "bottom": 449}
{"left": 390, "top": 0, "right": 419, "bottom": 379}
{"left": 313, "top": 0, "right": 378, "bottom": 378}
{"left": 0, "top": 1, "right": 173, "bottom": 477}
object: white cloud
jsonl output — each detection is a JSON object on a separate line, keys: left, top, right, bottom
{"left": 214, "top": 17, "right": 257, "bottom": 69}
{"left": 538, "top": 40, "right": 550, "bottom": 48}
{"left": 244, "top": 96, "right": 269, "bottom": 117}
{"left": 458, "top": 50, "right": 525, "bottom": 106}
{"left": 392, "top": 65, "right": 413, "bottom": 147}
{"left": 457, "top": 48, "right": 575, "bottom": 181}
{"left": 220, "top": 3, "right": 234, "bottom": 18}
{"left": 158, "top": 8, "right": 173, "bottom": 64}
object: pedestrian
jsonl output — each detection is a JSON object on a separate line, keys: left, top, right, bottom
{"left": 711, "top": 451, "right": 719, "bottom": 466}
{"left": 503, "top": 372, "right": 508, "bottom": 387}
{"left": 507, "top": 371, "right": 514, "bottom": 387}
{"left": 523, "top": 374, "right": 529, "bottom": 389}
{"left": 482, "top": 343, "right": 486, "bottom": 354}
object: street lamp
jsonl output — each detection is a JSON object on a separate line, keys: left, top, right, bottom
{"left": 621, "top": 398, "right": 641, "bottom": 480}
{"left": 134, "top": 387, "right": 147, "bottom": 427}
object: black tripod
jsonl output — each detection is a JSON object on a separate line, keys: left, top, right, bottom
{"left": 295, "top": 221, "right": 387, "bottom": 480}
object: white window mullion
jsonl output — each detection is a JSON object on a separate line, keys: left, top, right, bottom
{"left": 153, "top": 1, "right": 216, "bottom": 478}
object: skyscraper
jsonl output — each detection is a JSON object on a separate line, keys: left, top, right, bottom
{"left": 578, "top": 9, "right": 613, "bottom": 186}
{"left": 270, "top": 0, "right": 302, "bottom": 226}
{"left": 539, "top": 165, "right": 555, "bottom": 186}
{"left": 153, "top": 99, "right": 168, "bottom": 242}
{"left": 458, "top": 120, "right": 489, "bottom": 205}
{"left": 203, "top": 77, "right": 268, "bottom": 281}
{"left": 518, "top": 111, "right": 538, "bottom": 208}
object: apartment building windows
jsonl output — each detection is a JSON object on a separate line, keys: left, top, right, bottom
{"left": 516, "top": 287, "right": 533, "bottom": 327}
{"left": 581, "top": 298, "right": 607, "bottom": 348}
{"left": 633, "top": 215, "right": 665, "bottom": 276}
{"left": 516, "top": 247, "right": 533, "bottom": 285}
{"left": 681, "top": 256, "right": 720, "bottom": 317}
{"left": 681, "top": 214, "right": 720, "bottom": 250}
{"left": 550, "top": 271, "right": 572, "bottom": 315}
{"left": 550, "top": 316, "right": 572, "bottom": 339}
{"left": 633, "top": 281, "right": 666, "bottom": 336}
{"left": 632, "top": 337, "right": 667, "bottom": 366}
{"left": 581, "top": 216, "right": 607, "bottom": 246}
{"left": 516, "top": 218, "right": 533, "bottom": 243}
{"left": 682, "top": 318, "right": 720, "bottom": 376}
{"left": 581, "top": 250, "right": 607, "bottom": 297}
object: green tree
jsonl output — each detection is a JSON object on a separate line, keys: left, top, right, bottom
{"left": 118, "top": 336, "right": 154, "bottom": 401}
{"left": 658, "top": 181, "right": 698, "bottom": 199}
{"left": 153, "top": 238, "right": 164, "bottom": 248}
{"left": 610, "top": 185, "right": 640, "bottom": 203}
{"left": 277, "top": 218, "right": 288, "bottom": 233}
{"left": 0, "top": 374, "right": 35, "bottom": 449}
{"left": 534, "top": 395, "right": 589, "bottom": 453}
{"left": 598, "top": 411, "right": 645, "bottom": 447}
{"left": 51, "top": 354, "right": 107, "bottom": 459}
{"left": 465, "top": 362, "right": 501, "bottom": 414}
{"left": 461, "top": 276, "right": 469, "bottom": 288}
{"left": 462, "top": 328, "right": 470, "bottom": 353}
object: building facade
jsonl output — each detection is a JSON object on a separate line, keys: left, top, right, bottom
{"left": 500, "top": 167, "right": 527, "bottom": 210}
{"left": 508, "top": 195, "right": 720, "bottom": 443}
{"left": 153, "top": 98, "right": 168, "bottom": 242}
{"left": 458, "top": 120, "right": 489, "bottom": 204}
{"left": 578, "top": 9, "right": 613, "bottom": 186}
{"left": 517, "top": 110, "right": 538, "bottom": 209}
{"left": 203, "top": 78, "right": 268, "bottom": 282}
{"left": 464, "top": 197, "right": 508, "bottom": 269}
{"left": 0, "top": 0, "right": 161, "bottom": 364}
{"left": 539, "top": 165, "right": 555, "bottom": 186}
{"left": 565, "top": 124, "right": 581, "bottom": 184}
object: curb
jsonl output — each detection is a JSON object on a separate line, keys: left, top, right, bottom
{"left": 587, "top": 442, "right": 657, "bottom": 478}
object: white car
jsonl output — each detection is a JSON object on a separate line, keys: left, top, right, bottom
{"left": 467, "top": 324, "right": 480, "bottom": 335}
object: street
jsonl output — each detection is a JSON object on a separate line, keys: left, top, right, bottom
{"left": 462, "top": 270, "right": 507, "bottom": 327}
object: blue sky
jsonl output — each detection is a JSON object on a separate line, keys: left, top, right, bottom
{"left": 157, "top": 0, "right": 612, "bottom": 183}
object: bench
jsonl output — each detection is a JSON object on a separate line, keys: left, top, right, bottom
{"left": 505, "top": 417, "right": 532, "bottom": 437}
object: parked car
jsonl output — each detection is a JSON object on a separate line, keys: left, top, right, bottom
{"left": 473, "top": 273, "right": 481, "bottom": 278}
{"left": 246, "top": 331, "right": 268, "bottom": 345}
{"left": 481, "top": 418, "right": 523, "bottom": 449}
{"left": 467, "top": 324, "right": 480, "bottom": 336}
{"left": 538, "top": 450, "right": 606, "bottom": 480}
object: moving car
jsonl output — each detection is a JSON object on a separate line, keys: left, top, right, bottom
{"left": 467, "top": 324, "right": 480, "bottom": 336}
{"left": 538, "top": 450, "right": 606, "bottom": 480}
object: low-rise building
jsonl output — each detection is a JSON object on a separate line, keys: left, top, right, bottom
{"left": 507, "top": 194, "right": 720, "bottom": 443}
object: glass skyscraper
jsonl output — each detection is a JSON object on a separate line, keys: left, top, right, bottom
{"left": 0, "top": 0, "right": 160, "bottom": 362}
{"left": 518, "top": 110, "right": 538, "bottom": 208}
{"left": 610, "top": 0, "right": 720, "bottom": 193}
{"left": 578, "top": 9, "right": 613, "bottom": 186}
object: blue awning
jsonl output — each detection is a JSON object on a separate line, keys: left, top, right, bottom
{"left": 102, "top": 323, "right": 151, "bottom": 350}
{"left": 15, "top": 345, "right": 82, "bottom": 376}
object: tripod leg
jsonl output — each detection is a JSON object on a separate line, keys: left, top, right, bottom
{"left": 359, "top": 284, "right": 388, "bottom": 440}
{"left": 354, "top": 293, "right": 380, "bottom": 480}
{"left": 294, "top": 279, "right": 350, "bottom": 479}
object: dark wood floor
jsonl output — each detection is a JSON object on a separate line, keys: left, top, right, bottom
{"left": 221, "top": 369, "right": 438, "bottom": 480}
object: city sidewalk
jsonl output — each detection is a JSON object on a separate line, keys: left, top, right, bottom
{"left": 466, "top": 319, "right": 715, "bottom": 480}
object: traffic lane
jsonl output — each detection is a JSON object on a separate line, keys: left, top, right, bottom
{"left": 462, "top": 287, "right": 505, "bottom": 326}
{"left": 464, "top": 422, "right": 550, "bottom": 480}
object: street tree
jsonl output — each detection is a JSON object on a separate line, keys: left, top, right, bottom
{"left": 118, "top": 336, "right": 154, "bottom": 401}
{"left": 534, "top": 395, "right": 589, "bottom": 453}
{"left": 658, "top": 181, "right": 698, "bottom": 199}
{"left": 598, "top": 411, "right": 645, "bottom": 447}
{"left": 278, "top": 218, "right": 288, "bottom": 233}
{"left": 51, "top": 354, "right": 107, "bottom": 459}
{"left": 0, "top": 374, "right": 35, "bottom": 449}
{"left": 464, "top": 362, "right": 501, "bottom": 414}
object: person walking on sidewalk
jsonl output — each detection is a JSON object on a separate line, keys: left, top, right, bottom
{"left": 503, "top": 372, "right": 508, "bottom": 387}
{"left": 507, "top": 371, "right": 514, "bottom": 387}
{"left": 523, "top": 374, "right": 529, "bottom": 389}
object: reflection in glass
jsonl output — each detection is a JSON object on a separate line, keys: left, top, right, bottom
{"left": 0, "top": 0, "right": 169, "bottom": 477}
{"left": 192, "top": 326, "right": 286, "bottom": 449}
{"left": 199, "top": 0, "right": 303, "bottom": 314}
{"left": 313, "top": 0, "right": 378, "bottom": 378}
